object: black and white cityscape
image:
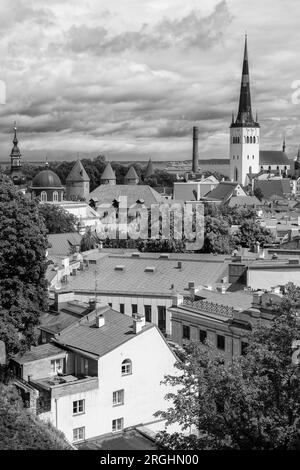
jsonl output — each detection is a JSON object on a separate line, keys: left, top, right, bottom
{"left": 0, "top": 0, "right": 300, "bottom": 456}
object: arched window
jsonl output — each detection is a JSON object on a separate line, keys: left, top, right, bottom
{"left": 53, "top": 191, "right": 58, "bottom": 203}
{"left": 250, "top": 137, "right": 252, "bottom": 143}
{"left": 253, "top": 137, "right": 256, "bottom": 143}
{"left": 237, "top": 155, "right": 239, "bottom": 160}
{"left": 121, "top": 359, "right": 132, "bottom": 376}
{"left": 232, "top": 155, "right": 235, "bottom": 160}
{"left": 41, "top": 191, "right": 47, "bottom": 202}
{"left": 234, "top": 167, "right": 238, "bottom": 181}
{"left": 252, "top": 155, "right": 255, "bottom": 160}
{"left": 284, "top": 166, "right": 287, "bottom": 170}
{"left": 268, "top": 166, "right": 271, "bottom": 171}
{"left": 277, "top": 166, "right": 279, "bottom": 170}
{"left": 247, "top": 136, "right": 249, "bottom": 143}
{"left": 247, "top": 155, "right": 249, "bottom": 160}
{"left": 249, "top": 166, "right": 252, "bottom": 174}
{"left": 237, "top": 137, "right": 240, "bottom": 143}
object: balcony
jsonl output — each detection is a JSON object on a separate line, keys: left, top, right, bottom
{"left": 31, "top": 374, "right": 99, "bottom": 399}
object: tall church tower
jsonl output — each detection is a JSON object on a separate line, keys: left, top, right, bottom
{"left": 10, "top": 123, "right": 26, "bottom": 187}
{"left": 230, "top": 36, "right": 260, "bottom": 186}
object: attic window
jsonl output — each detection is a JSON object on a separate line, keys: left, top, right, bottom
{"left": 145, "top": 266, "right": 155, "bottom": 273}
{"left": 136, "top": 198, "right": 145, "bottom": 204}
{"left": 115, "top": 265, "right": 125, "bottom": 271}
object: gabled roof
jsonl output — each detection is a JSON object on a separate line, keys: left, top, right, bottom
{"left": 228, "top": 195, "right": 262, "bottom": 207}
{"left": 89, "top": 184, "right": 166, "bottom": 208}
{"left": 254, "top": 179, "right": 291, "bottom": 199}
{"left": 204, "top": 182, "right": 244, "bottom": 202}
{"left": 259, "top": 151, "right": 290, "bottom": 166}
{"left": 66, "top": 160, "right": 90, "bottom": 182}
{"left": 100, "top": 162, "right": 116, "bottom": 181}
{"left": 47, "top": 232, "right": 82, "bottom": 257}
{"left": 124, "top": 166, "right": 139, "bottom": 181}
{"left": 55, "top": 308, "right": 154, "bottom": 357}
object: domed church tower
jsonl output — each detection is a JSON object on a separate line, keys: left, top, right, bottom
{"left": 230, "top": 36, "right": 260, "bottom": 186}
{"left": 31, "top": 162, "right": 64, "bottom": 203}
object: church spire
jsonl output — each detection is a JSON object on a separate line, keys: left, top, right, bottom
{"left": 282, "top": 137, "right": 286, "bottom": 153}
{"left": 10, "top": 122, "right": 22, "bottom": 168}
{"left": 232, "top": 35, "right": 258, "bottom": 128}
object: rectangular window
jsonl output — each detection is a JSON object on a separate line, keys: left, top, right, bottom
{"left": 73, "top": 427, "right": 85, "bottom": 442}
{"left": 112, "top": 418, "right": 124, "bottom": 432}
{"left": 217, "top": 335, "right": 225, "bottom": 351}
{"left": 50, "top": 358, "right": 63, "bottom": 374}
{"left": 199, "top": 330, "right": 207, "bottom": 343}
{"left": 157, "top": 306, "right": 166, "bottom": 334}
{"left": 132, "top": 304, "right": 138, "bottom": 315}
{"left": 241, "top": 341, "right": 248, "bottom": 356}
{"left": 80, "top": 357, "right": 89, "bottom": 376}
{"left": 120, "top": 303, "right": 125, "bottom": 314}
{"left": 144, "top": 305, "right": 152, "bottom": 323}
{"left": 113, "top": 390, "right": 124, "bottom": 406}
{"left": 73, "top": 399, "right": 85, "bottom": 415}
{"left": 182, "top": 325, "right": 190, "bottom": 340}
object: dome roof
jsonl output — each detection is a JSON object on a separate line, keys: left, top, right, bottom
{"left": 32, "top": 169, "right": 63, "bottom": 188}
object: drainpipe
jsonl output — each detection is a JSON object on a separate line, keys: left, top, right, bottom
{"left": 55, "top": 398, "right": 58, "bottom": 429}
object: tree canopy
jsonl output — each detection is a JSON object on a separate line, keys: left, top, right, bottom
{"left": 38, "top": 203, "right": 78, "bottom": 234}
{"left": 0, "top": 383, "right": 70, "bottom": 450}
{"left": 155, "top": 291, "right": 300, "bottom": 450}
{"left": 0, "top": 174, "right": 48, "bottom": 356}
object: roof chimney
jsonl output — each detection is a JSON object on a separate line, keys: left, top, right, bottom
{"left": 133, "top": 314, "right": 145, "bottom": 334}
{"left": 192, "top": 126, "right": 199, "bottom": 174}
{"left": 96, "top": 313, "right": 105, "bottom": 328}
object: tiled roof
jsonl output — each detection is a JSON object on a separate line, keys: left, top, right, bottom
{"left": 194, "top": 288, "right": 253, "bottom": 310}
{"left": 66, "top": 160, "right": 90, "bottom": 182}
{"left": 48, "top": 232, "right": 82, "bottom": 257}
{"left": 89, "top": 184, "right": 167, "bottom": 208}
{"left": 55, "top": 309, "right": 154, "bottom": 357}
{"left": 228, "top": 196, "right": 262, "bottom": 207}
{"left": 13, "top": 343, "right": 65, "bottom": 364}
{"left": 204, "top": 182, "right": 242, "bottom": 202}
{"left": 40, "top": 301, "right": 91, "bottom": 334}
{"left": 259, "top": 151, "right": 290, "bottom": 166}
{"left": 254, "top": 179, "right": 291, "bottom": 199}
{"left": 100, "top": 163, "right": 116, "bottom": 181}
{"left": 61, "top": 254, "right": 228, "bottom": 296}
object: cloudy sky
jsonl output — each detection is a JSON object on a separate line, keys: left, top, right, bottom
{"left": 0, "top": 0, "right": 299, "bottom": 163}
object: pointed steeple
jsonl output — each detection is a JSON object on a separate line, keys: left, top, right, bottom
{"left": 282, "top": 137, "right": 286, "bottom": 153}
{"left": 232, "top": 35, "right": 258, "bottom": 128}
{"left": 10, "top": 122, "right": 25, "bottom": 186}
{"left": 144, "top": 157, "right": 154, "bottom": 179}
{"left": 10, "top": 122, "right": 22, "bottom": 164}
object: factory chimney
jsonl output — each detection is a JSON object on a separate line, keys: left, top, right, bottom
{"left": 192, "top": 126, "right": 199, "bottom": 173}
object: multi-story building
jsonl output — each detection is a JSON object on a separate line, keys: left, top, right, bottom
{"left": 11, "top": 307, "right": 178, "bottom": 444}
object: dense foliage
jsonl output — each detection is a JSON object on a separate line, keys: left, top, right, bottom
{"left": 155, "top": 288, "right": 300, "bottom": 450}
{"left": 0, "top": 383, "right": 70, "bottom": 450}
{"left": 38, "top": 203, "right": 78, "bottom": 234}
{"left": 0, "top": 174, "right": 49, "bottom": 356}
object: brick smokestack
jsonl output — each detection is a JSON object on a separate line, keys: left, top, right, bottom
{"left": 192, "top": 126, "right": 199, "bottom": 173}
